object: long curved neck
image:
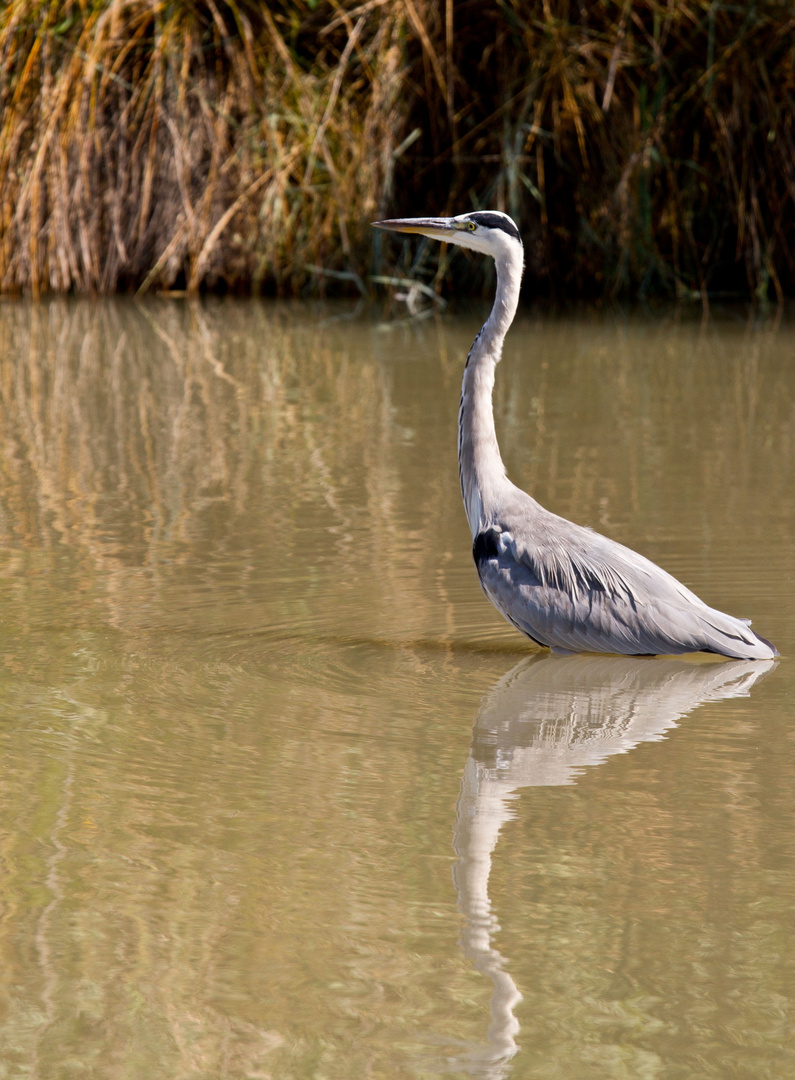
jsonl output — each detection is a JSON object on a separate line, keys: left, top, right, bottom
{"left": 458, "top": 244, "right": 523, "bottom": 537}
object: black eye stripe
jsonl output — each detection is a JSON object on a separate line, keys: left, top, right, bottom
{"left": 467, "top": 212, "right": 522, "bottom": 242}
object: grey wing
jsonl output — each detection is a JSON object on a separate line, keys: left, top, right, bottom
{"left": 473, "top": 505, "right": 777, "bottom": 660}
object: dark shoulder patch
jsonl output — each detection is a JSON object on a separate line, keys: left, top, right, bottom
{"left": 473, "top": 528, "right": 501, "bottom": 566}
{"left": 468, "top": 212, "right": 522, "bottom": 242}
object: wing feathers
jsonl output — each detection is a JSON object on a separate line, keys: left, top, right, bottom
{"left": 473, "top": 510, "right": 777, "bottom": 660}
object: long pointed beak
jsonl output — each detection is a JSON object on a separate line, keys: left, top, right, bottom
{"left": 372, "top": 216, "right": 459, "bottom": 242}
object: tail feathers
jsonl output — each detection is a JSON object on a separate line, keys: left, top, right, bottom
{"left": 750, "top": 630, "right": 779, "bottom": 658}
{"left": 698, "top": 610, "right": 778, "bottom": 660}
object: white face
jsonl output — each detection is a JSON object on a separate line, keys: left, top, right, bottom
{"left": 445, "top": 213, "right": 520, "bottom": 256}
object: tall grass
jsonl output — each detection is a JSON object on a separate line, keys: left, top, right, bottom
{"left": 1, "top": 1, "right": 794, "bottom": 299}
{"left": 0, "top": 0, "right": 408, "bottom": 296}
{"left": 410, "top": 0, "right": 795, "bottom": 302}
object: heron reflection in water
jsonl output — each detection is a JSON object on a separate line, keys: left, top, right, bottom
{"left": 449, "top": 654, "right": 774, "bottom": 1078}
{"left": 373, "top": 212, "right": 776, "bottom": 660}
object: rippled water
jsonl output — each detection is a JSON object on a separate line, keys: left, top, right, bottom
{"left": 0, "top": 298, "right": 792, "bottom": 1078}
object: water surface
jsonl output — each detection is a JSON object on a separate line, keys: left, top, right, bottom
{"left": 0, "top": 299, "right": 792, "bottom": 1078}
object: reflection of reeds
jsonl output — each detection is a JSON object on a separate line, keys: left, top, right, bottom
{"left": 1, "top": 300, "right": 791, "bottom": 651}
{"left": 0, "top": 298, "right": 452, "bottom": 643}
{"left": 0, "top": 303, "right": 790, "bottom": 1076}
{"left": 2, "top": 2, "right": 794, "bottom": 299}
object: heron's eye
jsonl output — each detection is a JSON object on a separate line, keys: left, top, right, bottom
{"left": 467, "top": 221, "right": 477, "bottom": 232}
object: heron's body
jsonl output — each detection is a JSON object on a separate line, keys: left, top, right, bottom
{"left": 373, "top": 211, "right": 777, "bottom": 660}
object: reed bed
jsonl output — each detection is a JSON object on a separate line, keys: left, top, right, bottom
{"left": 1, "top": 1, "right": 794, "bottom": 300}
{"left": 0, "top": 0, "right": 408, "bottom": 297}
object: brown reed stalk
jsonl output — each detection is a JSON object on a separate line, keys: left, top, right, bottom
{"left": 0, "top": 0, "right": 409, "bottom": 295}
{"left": 1, "top": 1, "right": 794, "bottom": 299}
{"left": 393, "top": 0, "right": 795, "bottom": 301}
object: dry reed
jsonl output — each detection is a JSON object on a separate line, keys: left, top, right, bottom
{"left": 0, "top": 0, "right": 408, "bottom": 297}
{"left": 1, "top": 1, "right": 794, "bottom": 299}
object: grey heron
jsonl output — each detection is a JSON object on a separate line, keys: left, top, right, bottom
{"left": 372, "top": 211, "right": 777, "bottom": 659}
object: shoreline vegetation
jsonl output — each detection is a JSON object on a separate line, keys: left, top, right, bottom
{"left": 1, "top": 1, "right": 794, "bottom": 301}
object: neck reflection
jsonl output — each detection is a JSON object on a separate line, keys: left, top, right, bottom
{"left": 451, "top": 654, "right": 774, "bottom": 1078}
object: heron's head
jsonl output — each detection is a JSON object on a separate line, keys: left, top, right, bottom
{"left": 372, "top": 211, "right": 522, "bottom": 259}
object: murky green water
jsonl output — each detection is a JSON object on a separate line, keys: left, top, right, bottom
{"left": 0, "top": 298, "right": 793, "bottom": 1079}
